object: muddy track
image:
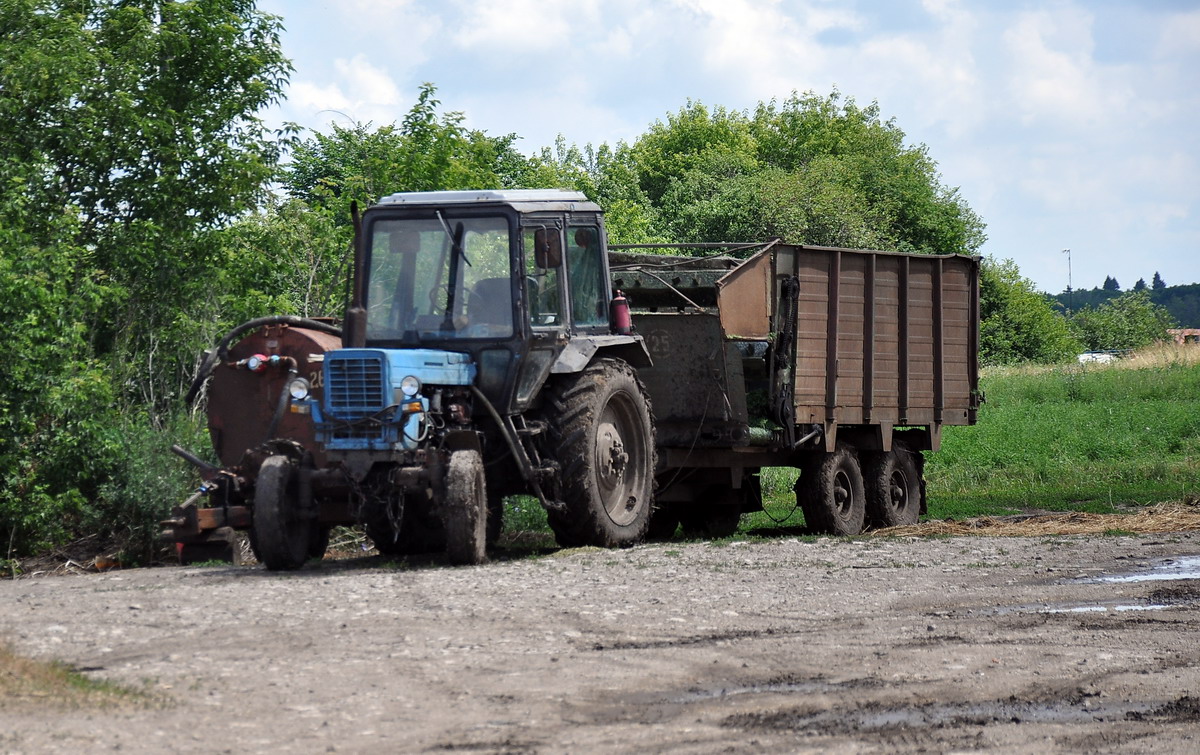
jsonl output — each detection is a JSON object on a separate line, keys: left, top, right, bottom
{"left": 2, "top": 532, "right": 1199, "bottom": 753}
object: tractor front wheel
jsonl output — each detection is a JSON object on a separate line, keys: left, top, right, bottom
{"left": 253, "top": 455, "right": 313, "bottom": 570}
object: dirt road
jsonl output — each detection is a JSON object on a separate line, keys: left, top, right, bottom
{"left": 2, "top": 531, "right": 1199, "bottom": 753}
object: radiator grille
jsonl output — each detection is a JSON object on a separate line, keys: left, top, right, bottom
{"left": 326, "top": 355, "right": 385, "bottom": 416}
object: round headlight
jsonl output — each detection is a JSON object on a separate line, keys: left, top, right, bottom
{"left": 400, "top": 375, "right": 421, "bottom": 397}
{"left": 287, "top": 377, "right": 311, "bottom": 401}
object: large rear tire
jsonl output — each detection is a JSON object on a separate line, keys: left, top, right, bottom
{"left": 798, "top": 445, "right": 866, "bottom": 536}
{"left": 444, "top": 450, "right": 488, "bottom": 565}
{"left": 863, "top": 443, "right": 922, "bottom": 528}
{"left": 544, "top": 359, "right": 656, "bottom": 548}
{"left": 253, "top": 455, "right": 312, "bottom": 570}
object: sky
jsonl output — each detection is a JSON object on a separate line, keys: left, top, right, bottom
{"left": 258, "top": 0, "right": 1199, "bottom": 294}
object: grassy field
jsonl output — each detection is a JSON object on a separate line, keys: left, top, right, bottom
{"left": 737, "top": 344, "right": 1200, "bottom": 532}
{"left": 926, "top": 344, "right": 1200, "bottom": 518}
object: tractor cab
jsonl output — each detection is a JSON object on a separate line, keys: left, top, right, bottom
{"left": 340, "top": 189, "right": 621, "bottom": 415}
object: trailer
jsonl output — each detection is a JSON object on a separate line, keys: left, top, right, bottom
{"left": 610, "top": 241, "right": 980, "bottom": 536}
{"left": 165, "top": 191, "right": 980, "bottom": 567}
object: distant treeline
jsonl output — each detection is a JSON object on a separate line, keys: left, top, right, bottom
{"left": 1049, "top": 284, "right": 1200, "bottom": 328}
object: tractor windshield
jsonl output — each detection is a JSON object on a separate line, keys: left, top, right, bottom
{"left": 365, "top": 216, "right": 514, "bottom": 342}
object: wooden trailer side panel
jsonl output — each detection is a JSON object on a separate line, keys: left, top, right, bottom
{"left": 783, "top": 245, "right": 978, "bottom": 433}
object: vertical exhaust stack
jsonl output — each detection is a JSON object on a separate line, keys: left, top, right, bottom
{"left": 343, "top": 201, "right": 367, "bottom": 348}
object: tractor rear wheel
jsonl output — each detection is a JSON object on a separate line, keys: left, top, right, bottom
{"left": 253, "top": 455, "right": 312, "bottom": 570}
{"left": 544, "top": 359, "right": 656, "bottom": 548}
{"left": 443, "top": 450, "right": 488, "bottom": 565}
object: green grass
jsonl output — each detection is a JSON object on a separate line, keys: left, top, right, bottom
{"left": 926, "top": 357, "right": 1200, "bottom": 518}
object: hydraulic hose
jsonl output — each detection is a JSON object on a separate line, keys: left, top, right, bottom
{"left": 185, "top": 316, "right": 341, "bottom": 407}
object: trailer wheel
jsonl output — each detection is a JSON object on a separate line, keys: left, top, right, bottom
{"left": 864, "top": 443, "right": 921, "bottom": 528}
{"left": 798, "top": 445, "right": 866, "bottom": 535}
{"left": 545, "top": 359, "right": 656, "bottom": 548}
{"left": 444, "top": 450, "right": 488, "bottom": 565}
{"left": 253, "top": 455, "right": 312, "bottom": 570}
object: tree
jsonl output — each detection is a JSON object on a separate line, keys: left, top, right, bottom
{"left": 1103, "top": 276, "right": 1120, "bottom": 292}
{"left": 1070, "top": 291, "right": 1176, "bottom": 352}
{"left": 0, "top": 0, "right": 292, "bottom": 409}
{"left": 285, "top": 84, "right": 523, "bottom": 223}
{"left": 1133, "top": 278, "right": 1147, "bottom": 292}
{"left": 978, "top": 258, "right": 1079, "bottom": 365}
{"left": 1152, "top": 271, "right": 1166, "bottom": 290}
{"left": 0, "top": 0, "right": 291, "bottom": 556}
{"left": 625, "top": 91, "right": 986, "bottom": 256}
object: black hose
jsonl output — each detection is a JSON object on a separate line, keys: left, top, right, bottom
{"left": 184, "top": 316, "right": 341, "bottom": 407}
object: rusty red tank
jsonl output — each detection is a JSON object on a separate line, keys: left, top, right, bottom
{"left": 207, "top": 323, "right": 341, "bottom": 469}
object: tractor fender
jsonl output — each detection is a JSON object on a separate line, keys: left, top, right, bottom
{"left": 549, "top": 334, "right": 652, "bottom": 375}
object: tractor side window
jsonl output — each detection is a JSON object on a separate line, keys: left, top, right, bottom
{"left": 568, "top": 225, "right": 607, "bottom": 327}
{"left": 524, "top": 230, "right": 562, "bottom": 327}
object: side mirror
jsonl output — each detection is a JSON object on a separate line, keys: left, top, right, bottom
{"left": 534, "top": 228, "right": 562, "bottom": 268}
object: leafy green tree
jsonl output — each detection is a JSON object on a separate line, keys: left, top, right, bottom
{"left": 1, "top": 0, "right": 291, "bottom": 556}
{"left": 979, "top": 258, "right": 1080, "bottom": 365}
{"left": 1103, "top": 276, "right": 1120, "bottom": 292}
{"left": 1152, "top": 271, "right": 1166, "bottom": 290}
{"left": 1070, "top": 291, "right": 1176, "bottom": 352}
{"left": 623, "top": 91, "right": 986, "bottom": 256}
{"left": 518, "top": 138, "right": 668, "bottom": 244}
{"left": 1, "top": 0, "right": 291, "bottom": 409}
{"left": 1133, "top": 278, "right": 1147, "bottom": 292}
{"left": 285, "top": 84, "right": 523, "bottom": 222}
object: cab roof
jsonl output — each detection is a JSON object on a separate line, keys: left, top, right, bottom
{"left": 375, "top": 189, "right": 600, "bottom": 213}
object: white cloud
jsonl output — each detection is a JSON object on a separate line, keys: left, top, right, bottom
{"left": 289, "top": 81, "right": 350, "bottom": 113}
{"left": 450, "top": 0, "right": 586, "bottom": 53}
{"left": 334, "top": 55, "right": 403, "bottom": 107}
{"left": 1001, "top": 8, "right": 1135, "bottom": 130}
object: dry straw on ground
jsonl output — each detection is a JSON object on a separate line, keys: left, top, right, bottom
{"left": 875, "top": 501, "right": 1200, "bottom": 538}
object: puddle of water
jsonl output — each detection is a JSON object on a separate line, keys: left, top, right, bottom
{"left": 730, "top": 698, "right": 1158, "bottom": 733}
{"left": 1039, "top": 603, "right": 1173, "bottom": 614}
{"left": 1085, "top": 556, "right": 1200, "bottom": 584}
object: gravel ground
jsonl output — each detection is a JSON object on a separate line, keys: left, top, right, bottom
{"left": 2, "top": 531, "right": 1199, "bottom": 753}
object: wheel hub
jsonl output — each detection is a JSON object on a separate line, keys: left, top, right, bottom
{"left": 889, "top": 472, "right": 908, "bottom": 509}
{"left": 598, "top": 423, "right": 628, "bottom": 482}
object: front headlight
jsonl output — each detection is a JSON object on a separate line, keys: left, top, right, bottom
{"left": 400, "top": 375, "right": 421, "bottom": 397}
{"left": 287, "top": 377, "right": 311, "bottom": 401}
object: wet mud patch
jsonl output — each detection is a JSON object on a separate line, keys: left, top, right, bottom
{"left": 1125, "top": 695, "right": 1200, "bottom": 724}
{"left": 1148, "top": 583, "right": 1200, "bottom": 605}
{"left": 722, "top": 695, "right": 1160, "bottom": 735}
{"left": 589, "top": 626, "right": 798, "bottom": 651}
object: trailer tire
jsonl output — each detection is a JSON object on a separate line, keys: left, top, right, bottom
{"left": 544, "top": 359, "right": 656, "bottom": 548}
{"left": 444, "top": 450, "right": 488, "bottom": 565}
{"left": 863, "top": 443, "right": 921, "bottom": 528}
{"left": 253, "top": 455, "right": 312, "bottom": 570}
{"left": 798, "top": 445, "right": 866, "bottom": 536}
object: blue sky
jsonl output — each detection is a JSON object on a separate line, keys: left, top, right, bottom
{"left": 259, "top": 0, "right": 1199, "bottom": 294}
